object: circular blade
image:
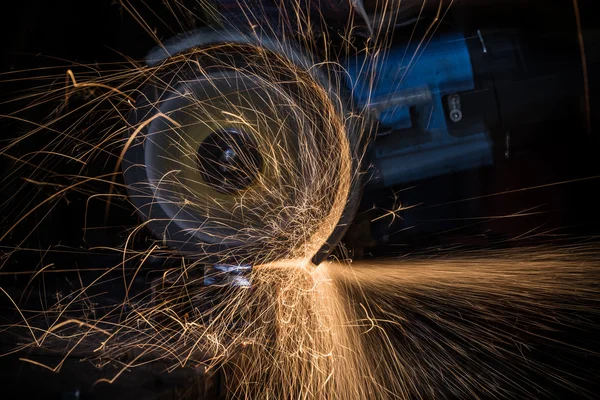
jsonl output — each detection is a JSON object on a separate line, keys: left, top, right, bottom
{"left": 122, "top": 33, "right": 362, "bottom": 265}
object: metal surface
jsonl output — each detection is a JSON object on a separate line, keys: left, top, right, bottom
{"left": 204, "top": 264, "right": 252, "bottom": 287}
{"left": 447, "top": 94, "right": 463, "bottom": 123}
{"left": 196, "top": 128, "right": 263, "bottom": 194}
{"left": 367, "top": 85, "right": 432, "bottom": 119}
{"left": 345, "top": 32, "right": 493, "bottom": 188}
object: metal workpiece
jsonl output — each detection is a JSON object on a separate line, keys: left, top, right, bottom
{"left": 204, "top": 264, "right": 253, "bottom": 287}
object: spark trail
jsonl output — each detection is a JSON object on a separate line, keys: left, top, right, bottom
{"left": 0, "top": 1, "right": 598, "bottom": 399}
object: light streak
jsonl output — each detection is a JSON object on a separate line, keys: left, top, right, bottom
{"left": 0, "top": 1, "right": 597, "bottom": 399}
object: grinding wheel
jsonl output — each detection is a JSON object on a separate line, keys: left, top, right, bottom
{"left": 122, "top": 30, "right": 363, "bottom": 265}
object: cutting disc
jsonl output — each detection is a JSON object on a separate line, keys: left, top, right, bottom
{"left": 122, "top": 30, "right": 362, "bottom": 265}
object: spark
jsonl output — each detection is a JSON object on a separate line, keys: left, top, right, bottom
{"left": 0, "top": 1, "right": 598, "bottom": 399}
